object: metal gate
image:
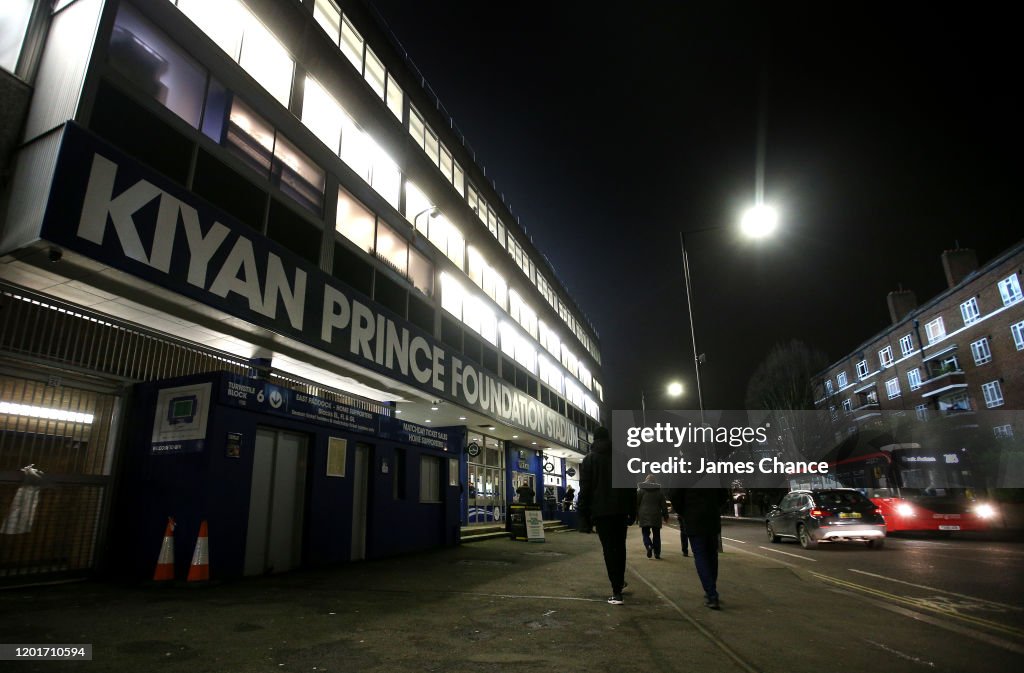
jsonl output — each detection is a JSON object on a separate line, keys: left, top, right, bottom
{"left": 0, "top": 375, "right": 120, "bottom": 580}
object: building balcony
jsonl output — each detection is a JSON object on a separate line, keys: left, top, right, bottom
{"left": 918, "top": 370, "right": 967, "bottom": 399}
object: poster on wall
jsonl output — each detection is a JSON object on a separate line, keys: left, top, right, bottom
{"left": 151, "top": 382, "right": 212, "bottom": 454}
{"left": 327, "top": 437, "right": 347, "bottom": 477}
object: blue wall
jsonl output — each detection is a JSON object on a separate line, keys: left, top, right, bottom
{"left": 111, "top": 372, "right": 463, "bottom": 580}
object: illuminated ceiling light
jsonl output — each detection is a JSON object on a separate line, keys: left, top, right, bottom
{"left": 512, "top": 435, "right": 518, "bottom": 439}
{"left": 395, "top": 410, "right": 402, "bottom": 414}
{"left": 430, "top": 406, "right": 439, "bottom": 411}
{"left": 425, "top": 419, "right": 432, "bottom": 423}
{"left": 532, "top": 442, "right": 537, "bottom": 445}
{"left": 488, "top": 426, "right": 496, "bottom": 430}
{"left": 0, "top": 401, "right": 94, "bottom": 424}
{"left": 458, "top": 416, "right": 467, "bottom": 421}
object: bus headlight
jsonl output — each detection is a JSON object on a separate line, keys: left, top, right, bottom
{"left": 896, "top": 503, "right": 915, "bottom": 517}
{"left": 976, "top": 503, "right": 997, "bottom": 519}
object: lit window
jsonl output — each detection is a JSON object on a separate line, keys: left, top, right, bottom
{"left": 499, "top": 321, "right": 516, "bottom": 358}
{"left": 440, "top": 273, "right": 465, "bottom": 318}
{"left": 313, "top": 0, "right": 341, "bottom": 42}
{"left": 836, "top": 371, "right": 848, "bottom": 388}
{"left": 408, "top": 247, "right": 432, "bottom": 296}
{"left": 878, "top": 346, "right": 894, "bottom": 368}
{"left": 842, "top": 398, "right": 852, "bottom": 413}
{"left": 445, "top": 223, "right": 465, "bottom": 270}
{"left": 916, "top": 404, "right": 928, "bottom": 421}
{"left": 369, "top": 142, "right": 401, "bottom": 208}
{"left": 982, "top": 380, "right": 1004, "bottom": 408}
{"left": 339, "top": 15, "right": 364, "bottom": 71}
{"left": 237, "top": 11, "right": 294, "bottom": 107}
{"left": 386, "top": 73, "right": 403, "bottom": 121}
{"left": 925, "top": 317, "right": 945, "bottom": 344}
{"left": 225, "top": 97, "right": 274, "bottom": 176}
{"left": 440, "top": 145, "right": 453, "bottom": 182}
{"left": 364, "top": 46, "right": 386, "bottom": 99}
{"left": 452, "top": 161, "right": 465, "bottom": 196}
{"left": 176, "top": 0, "right": 245, "bottom": 61}
{"left": 999, "top": 274, "right": 1023, "bottom": 306}
{"left": 424, "top": 128, "right": 440, "bottom": 165}
{"left": 886, "top": 377, "right": 901, "bottom": 399}
{"left": 899, "top": 334, "right": 914, "bottom": 357}
{"left": 336, "top": 187, "right": 375, "bottom": 253}
{"left": 409, "top": 106, "right": 425, "bottom": 149}
{"left": 467, "top": 246, "right": 484, "bottom": 288}
{"left": 339, "top": 111, "right": 372, "bottom": 182}
{"left": 272, "top": 134, "right": 325, "bottom": 213}
{"left": 514, "top": 332, "right": 537, "bottom": 374}
{"left": 110, "top": 4, "right": 206, "bottom": 128}
{"left": 907, "top": 368, "right": 922, "bottom": 390}
{"left": 478, "top": 302, "right": 497, "bottom": 345}
{"left": 825, "top": 380, "right": 834, "bottom": 395}
{"left": 960, "top": 297, "right": 981, "bottom": 325}
{"left": 856, "top": 360, "right": 869, "bottom": 379}
{"left": 375, "top": 221, "right": 408, "bottom": 275}
{"left": 971, "top": 338, "right": 992, "bottom": 365}
{"left": 301, "top": 77, "right": 343, "bottom": 153}
{"left": 404, "top": 181, "right": 433, "bottom": 231}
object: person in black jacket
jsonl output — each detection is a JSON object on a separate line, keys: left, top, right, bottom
{"left": 670, "top": 487, "right": 729, "bottom": 609}
{"left": 577, "top": 426, "right": 637, "bottom": 605}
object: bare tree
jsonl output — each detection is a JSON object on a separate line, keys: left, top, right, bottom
{"left": 745, "top": 339, "right": 829, "bottom": 412}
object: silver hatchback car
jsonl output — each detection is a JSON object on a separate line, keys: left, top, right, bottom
{"left": 766, "top": 489, "right": 887, "bottom": 549}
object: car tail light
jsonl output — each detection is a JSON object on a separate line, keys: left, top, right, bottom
{"left": 874, "top": 508, "right": 883, "bottom": 516}
{"left": 810, "top": 508, "right": 826, "bottom": 518}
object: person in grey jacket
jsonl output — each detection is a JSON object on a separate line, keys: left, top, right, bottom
{"left": 636, "top": 475, "right": 668, "bottom": 559}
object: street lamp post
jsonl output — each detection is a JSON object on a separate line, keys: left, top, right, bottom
{"left": 641, "top": 382, "right": 684, "bottom": 427}
{"left": 679, "top": 210, "right": 777, "bottom": 424}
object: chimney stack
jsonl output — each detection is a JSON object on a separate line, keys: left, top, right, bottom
{"left": 942, "top": 248, "right": 978, "bottom": 288}
{"left": 887, "top": 289, "right": 917, "bottom": 325}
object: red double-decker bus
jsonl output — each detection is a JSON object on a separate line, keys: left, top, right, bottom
{"left": 788, "top": 442, "right": 998, "bottom": 533}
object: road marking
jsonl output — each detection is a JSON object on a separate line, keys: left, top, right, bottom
{"left": 629, "top": 564, "right": 762, "bottom": 673}
{"left": 810, "top": 571, "right": 1024, "bottom": 642}
{"left": 865, "top": 639, "right": 936, "bottom": 668}
{"left": 757, "top": 546, "right": 817, "bottom": 562}
{"left": 722, "top": 537, "right": 747, "bottom": 544}
{"left": 848, "top": 569, "right": 1023, "bottom": 612}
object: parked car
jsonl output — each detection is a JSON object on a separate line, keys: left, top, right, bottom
{"left": 766, "top": 489, "right": 886, "bottom": 549}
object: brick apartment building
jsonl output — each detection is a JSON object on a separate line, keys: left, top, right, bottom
{"left": 815, "top": 242, "right": 1024, "bottom": 440}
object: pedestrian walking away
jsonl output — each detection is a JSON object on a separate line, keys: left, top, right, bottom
{"left": 670, "top": 486, "right": 729, "bottom": 609}
{"left": 577, "top": 426, "right": 636, "bottom": 605}
{"left": 636, "top": 474, "right": 668, "bottom": 559}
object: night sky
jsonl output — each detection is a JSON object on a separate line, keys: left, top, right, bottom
{"left": 368, "top": 1, "right": 1021, "bottom": 415}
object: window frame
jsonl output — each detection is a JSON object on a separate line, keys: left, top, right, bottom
{"left": 960, "top": 297, "right": 981, "bottom": 325}
{"left": 971, "top": 338, "right": 992, "bottom": 366}
{"left": 982, "top": 380, "right": 1004, "bottom": 408}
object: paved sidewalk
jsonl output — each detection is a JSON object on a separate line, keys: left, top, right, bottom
{"left": 0, "top": 522, "right": 1018, "bottom": 673}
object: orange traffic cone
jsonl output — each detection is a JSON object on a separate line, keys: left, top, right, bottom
{"left": 153, "top": 516, "right": 175, "bottom": 581}
{"left": 187, "top": 520, "right": 210, "bottom": 582}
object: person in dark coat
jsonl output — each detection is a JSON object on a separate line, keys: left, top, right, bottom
{"left": 515, "top": 480, "right": 535, "bottom": 505}
{"left": 636, "top": 474, "right": 668, "bottom": 559}
{"left": 577, "top": 426, "right": 636, "bottom": 605}
{"left": 670, "top": 487, "right": 729, "bottom": 609}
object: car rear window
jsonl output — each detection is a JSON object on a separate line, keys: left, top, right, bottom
{"left": 815, "top": 491, "right": 868, "bottom": 506}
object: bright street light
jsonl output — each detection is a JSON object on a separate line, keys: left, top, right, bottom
{"left": 740, "top": 204, "right": 778, "bottom": 239}
{"left": 666, "top": 382, "right": 684, "bottom": 397}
